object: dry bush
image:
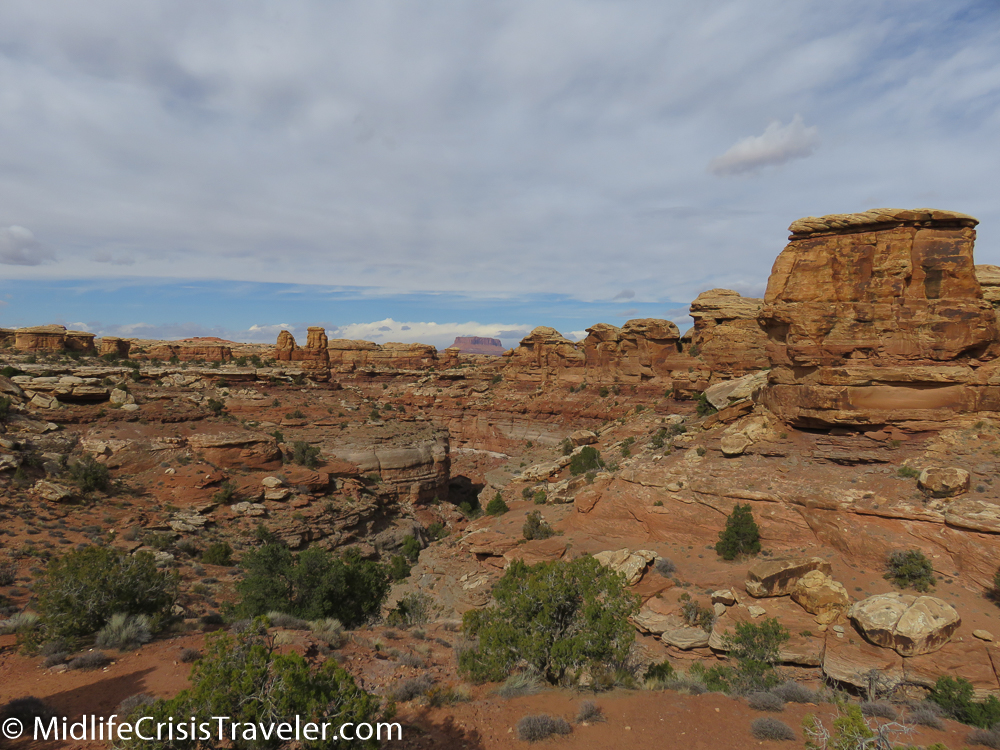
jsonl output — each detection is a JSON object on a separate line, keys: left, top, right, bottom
{"left": 179, "top": 648, "right": 200, "bottom": 663}
{"left": 771, "top": 681, "right": 816, "bottom": 703}
{"left": 397, "top": 652, "right": 424, "bottom": 669}
{"left": 516, "top": 715, "right": 572, "bottom": 742}
{"left": 906, "top": 702, "right": 945, "bottom": 730}
{"left": 575, "top": 701, "right": 605, "bottom": 723}
{"left": 750, "top": 717, "right": 796, "bottom": 741}
{"left": 96, "top": 613, "right": 152, "bottom": 651}
{"left": 747, "top": 691, "right": 786, "bottom": 712}
{"left": 495, "top": 672, "right": 544, "bottom": 699}
{"left": 266, "top": 611, "right": 310, "bottom": 630}
{"left": 968, "top": 726, "right": 1000, "bottom": 749}
{"left": 67, "top": 651, "right": 110, "bottom": 670}
{"left": 860, "top": 701, "right": 898, "bottom": 720}
{"left": 388, "top": 675, "right": 434, "bottom": 703}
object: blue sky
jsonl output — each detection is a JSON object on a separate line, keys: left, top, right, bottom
{"left": 1, "top": 1, "right": 999, "bottom": 349}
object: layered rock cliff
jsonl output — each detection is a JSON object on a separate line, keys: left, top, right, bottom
{"left": 758, "top": 208, "right": 1000, "bottom": 429}
{"left": 449, "top": 336, "right": 505, "bottom": 356}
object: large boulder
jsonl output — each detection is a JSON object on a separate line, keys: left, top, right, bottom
{"left": 918, "top": 467, "right": 970, "bottom": 498}
{"left": 688, "top": 289, "right": 769, "bottom": 378}
{"left": 593, "top": 548, "right": 656, "bottom": 585}
{"left": 790, "top": 570, "right": 850, "bottom": 624}
{"left": 745, "top": 557, "right": 831, "bottom": 598}
{"left": 188, "top": 430, "right": 282, "bottom": 470}
{"left": 850, "top": 593, "right": 960, "bottom": 656}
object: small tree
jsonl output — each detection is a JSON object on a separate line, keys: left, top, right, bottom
{"left": 118, "top": 620, "right": 381, "bottom": 750}
{"left": 459, "top": 556, "right": 639, "bottom": 684}
{"left": 569, "top": 447, "right": 603, "bottom": 476}
{"left": 522, "top": 511, "right": 554, "bottom": 541}
{"left": 485, "top": 492, "right": 508, "bottom": 516}
{"left": 67, "top": 455, "right": 111, "bottom": 494}
{"left": 884, "top": 550, "right": 935, "bottom": 592}
{"left": 291, "top": 441, "right": 321, "bottom": 469}
{"left": 715, "top": 503, "right": 761, "bottom": 560}
{"left": 232, "top": 544, "right": 389, "bottom": 628}
{"left": 36, "top": 546, "right": 178, "bottom": 640}
{"left": 722, "top": 618, "right": 789, "bottom": 693}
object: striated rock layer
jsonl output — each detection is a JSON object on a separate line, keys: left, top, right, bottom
{"left": 689, "top": 289, "right": 769, "bottom": 377}
{"left": 759, "top": 208, "right": 1000, "bottom": 429}
{"left": 275, "top": 327, "right": 330, "bottom": 380}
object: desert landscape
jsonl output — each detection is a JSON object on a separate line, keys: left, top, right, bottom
{"left": 1, "top": 208, "right": 1000, "bottom": 748}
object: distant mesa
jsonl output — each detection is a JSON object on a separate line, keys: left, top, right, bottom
{"left": 180, "top": 337, "right": 235, "bottom": 343}
{"left": 449, "top": 336, "right": 505, "bottom": 356}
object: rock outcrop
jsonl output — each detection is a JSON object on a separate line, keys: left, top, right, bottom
{"left": 98, "top": 337, "right": 132, "bottom": 358}
{"left": 326, "top": 340, "right": 438, "bottom": 371}
{"left": 137, "top": 341, "right": 233, "bottom": 362}
{"left": 14, "top": 324, "right": 95, "bottom": 353}
{"left": 745, "top": 557, "right": 832, "bottom": 598}
{"left": 850, "top": 592, "right": 960, "bottom": 656}
{"left": 503, "top": 321, "right": 707, "bottom": 391}
{"left": 790, "top": 570, "right": 850, "bottom": 624}
{"left": 977, "top": 264, "right": 1000, "bottom": 310}
{"left": 689, "top": 289, "right": 769, "bottom": 378}
{"left": 450, "top": 337, "right": 505, "bottom": 356}
{"left": 188, "top": 431, "right": 282, "bottom": 470}
{"left": 592, "top": 548, "right": 656, "bottom": 585}
{"left": 274, "top": 327, "right": 330, "bottom": 379}
{"left": 759, "top": 208, "right": 1000, "bottom": 429}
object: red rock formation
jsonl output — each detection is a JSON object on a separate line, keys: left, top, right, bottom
{"left": 141, "top": 343, "right": 233, "bottom": 362}
{"left": 450, "top": 336, "right": 505, "bottom": 356}
{"left": 273, "top": 327, "right": 330, "bottom": 379}
{"left": 0, "top": 328, "right": 15, "bottom": 347}
{"left": 689, "top": 289, "right": 769, "bottom": 378}
{"left": 977, "top": 264, "right": 1000, "bottom": 311}
{"left": 14, "top": 324, "right": 69, "bottom": 351}
{"left": 327, "top": 340, "right": 438, "bottom": 371}
{"left": 759, "top": 208, "right": 999, "bottom": 428}
{"left": 98, "top": 337, "right": 132, "bottom": 358}
{"left": 502, "top": 321, "right": 706, "bottom": 393}
{"left": 65, "top": 331, "right": 96, "bottom": 354}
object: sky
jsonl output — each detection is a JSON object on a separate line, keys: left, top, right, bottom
{"left": 1, "top": 1, "right": 998, "bottom": 349}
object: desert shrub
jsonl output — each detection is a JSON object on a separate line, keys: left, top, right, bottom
{"left": 714, "top": 618, "right": 790, "bottom": 694}
{"left": 860, "top": 700, "right": 897, "bottom": 720}
{"left": 654, "top": 557, "right": 676, "bottom": 576}
{"left": 36, "top": 546, "right": 177, "bottom": 640}
{"left": 522, "top": 510, "right": 554, "bottom": 541}
{"left": 495, "top": 672, "right": 544, "bottom": 698}
{"left": 206, "top": 398, "right": 225, "bottom": 416}
{"left": 0, "top": 558, "right": 14, "bottom": 586}
{"left": 533, "top": 490, "right": 547, "bottom": 505}
{"left": 426, "top": 685, "right": 471, "bottom": 707}
{"left": 0, "top": 396, "right": 10, "bottom": 421}
{"left": 0, "top": 611, "right": 40, "bottom": 635}
{"left": 95, "top": 613, "right": 153, "bottom": 651}
{"left": 232, "top": 544, "right": 388, "bottom": 629}
{"left": 116, "top": 620, "right": 381, "bottom": 749}
{"left": 310, "top": 618, "right": 345, "bottom": 647}
{"left": 576, "top": 700, "right": 604, "bottom": 723}
{"left": 747, "top": 691, "right": 785, "bottom": 712}
{"left": 516, "top": 714, "right": 572, "bottom": 742}
{"left": 485, "top": 492, "right": 508, "bottom": 516}
{"left": 664, "top": 674, "right": 708, "bottom": 695}
{"left": 266, "top": 611, "right": 310, "bottom": 630}
{"left": 929, "top": 676, "right": 1000, "bottom": 728}
{"left": 286, "top": 409, "right": 305, "bottom": 419}
{"left": 388, "top": 555, "right": 411, "bottom": 581}
{"left": 696, "top": 392, "right": 717, "bottom": 417}
{"left": 897, "top": 465, "right": 920, "bottom": 478}
{"left": 67, "top": 455, "right": 111, "bottom": 493}
{"left": 389, "top": 674, "right": 434, "bottom": 703}
{"left": 885, "top": 549, "right": 936, "bottom": 592}
{"left": 117, "top": 693, "right": 155, "bottom": 716}
{"left": 67, "top": 651, "right": 111, "bottom": 670}
{"left": 397, "top": 652, "right": 424, "bottom": 669}
{"left": 750, "top": 717, "right": 796, "bottom": 741}
{"left": 385, "top": 592, "right": 432, "bottom": 627}
{"left": 569, "top": 446, "right": 603, "bottom": 476}
{"left": 212, "top": 481, "right": 238, "bottom": 504}
{"left": 681, "top": 601, "right": 714, "bottom": 632}
{"left": 459, "top": 556, "right": 639, "bottom": 684}
{"left": 598, "top": 386, "right": 609, "bottom": 397}
{"left": 401, "top": 535, "right": 422, "bottom": 561}
{"left": 644, "top": 660, "right": 676, "bottom": 683}
{"left": 772, "top": 681, "right": 816, "bottom": 704}
{"left": 42, "top": 651, "right": 68, "bottom": 667}
{"left": 1, "top": 697, "right": 55, "bottom": 726}
{"left": 906, "top": 701, "right": 945, "bottom": 729}
{"left": 179, "top": 648, "right": 200, "bottom": 663}
{"left": 426, "top": 521, "right": 447, "bottom": 540}
{"left": 201, "top": 542, "right": 233, "bottom": 566}
{"left": 291, "top": 440, "right": 321, "bottom": 468}
{"left": 715, "top": 503, "right": 761, "bottom": 560}
{"left": 968, "top": 726, "right": 1000, "bottom": 748}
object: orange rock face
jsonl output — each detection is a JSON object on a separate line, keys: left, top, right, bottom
{"left": 689, "top": 289, "right": 768, "bottom": 378}
{"left": 142, "top": 343, "right": 233, "bottom": 362}
{"left": 759, "top": 208, "right": 1000, "bottom": 428}
{"left": 98, "top": 337, "right": 132, "bottom": 358}
{"left": 502, "top": 321, "right": 705, "bottom": 391}
{"left": 327, "top": 339, "right": 438, "bottom": 371}
{"left": 14, "top": 324, "right": 70, "bottom": 351}
{"left": 274, "top": 327, "right": 330, "bottom": 379}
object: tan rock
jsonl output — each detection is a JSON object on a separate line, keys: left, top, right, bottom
{"left": 822, "top": 630, "right": 904, "bottom": 689}
{"left": 98, "top": 337, "right": 131, "bottom": 358}
{"left": 905, "top": 639, "right": 999, "bottom": 698}
{"left": 745, "top": 557, "right": 832, "bottom": 598}
{"left": 850, "top": 593, "right": 960, "bottom": 656}
{"left": 974, "top": 629, "right": 994, "bottom": 641}
{"left": 689, "top": 289, "right": 769, "bottom": 378}
{"left": 593, "top": 548, "right": 656, "bottom": 585}
{"left": 790, "top": 570, "right": 850, "bottom": 623}
{"left": 704, "top": 371, "right": 768, "bottom": 411}
{"left": 188, "top": 430, "right": 282, "bottom": 470}
{"left": 712, "top": 589, "right": 737, "bottom": 606}
{"left": 918, "top": 467, "right": 970, "bottom": 498}
{"left": 570, "top": 429, "right": 598, "bottom": 446}
{"left": 32, "top": 480, "right": 73, "bottom": 502}
{"left": 720, "top": 433, "right": 752, "bottom": 457}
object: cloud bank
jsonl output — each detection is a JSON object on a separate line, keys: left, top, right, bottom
{"left": 709, "top": 115, "right": 820, "bottom": 176}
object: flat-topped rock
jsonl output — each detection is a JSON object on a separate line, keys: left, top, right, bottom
{"left": 788, "top": 208, "right": 978, "bottom": 238}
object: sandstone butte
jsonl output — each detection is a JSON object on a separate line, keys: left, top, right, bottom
{"left": 8, "top": 208, "right": 1000, "bottom": 741}
{"left": 449, "top": 336, "right": 506, "bottom": 356}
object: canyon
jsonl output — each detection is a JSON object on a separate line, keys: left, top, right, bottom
{"left": 2, "top": 208, "right": 1000, "bottom": 748}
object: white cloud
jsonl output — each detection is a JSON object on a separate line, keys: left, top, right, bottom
{"left": 613, "top": 289, "right": 636, "bottom": 300}
{"left": 709, "top": 115, "right": 820, "bottom": 176}
{"left": 327, "top": 318, "right": 531, "bottom": 349}
{"left": 0, "top": 226, "right": 54, "bottom": 266}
